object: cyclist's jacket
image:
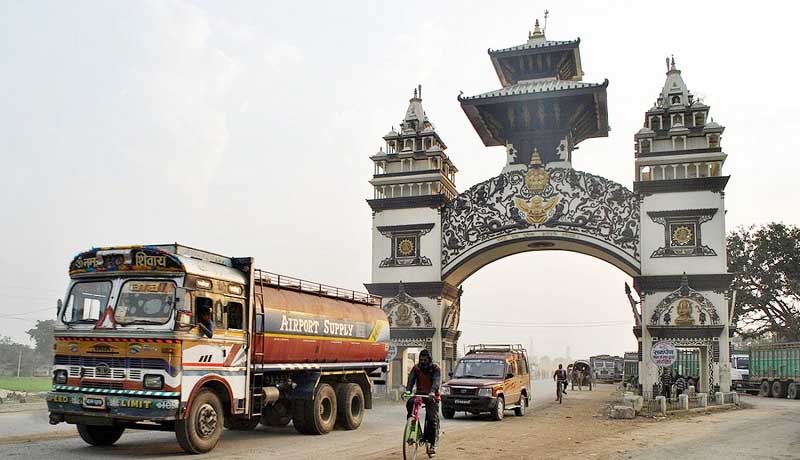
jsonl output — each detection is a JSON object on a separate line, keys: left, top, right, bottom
{"left": 406, "top": 363, "right": 441, "bottom": 395}
{"left": 554, "top": 369, "right": 567, "bottom": 381}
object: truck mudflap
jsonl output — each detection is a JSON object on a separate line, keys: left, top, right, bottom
{"left": 47, "top": 391, "right": 180, "bottom": 422}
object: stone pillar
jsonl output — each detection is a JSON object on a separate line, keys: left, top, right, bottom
{"left": 714, "top": 392, "right": 724, "bottom": 405}
{"left": 655, "top": 396, "right": 667, "bottom": 416}
{"left": 697, "top": 393, "right": 708, "bottom": 408}
{"left": 677, "top": 394, "right": 689, "bottom": 410}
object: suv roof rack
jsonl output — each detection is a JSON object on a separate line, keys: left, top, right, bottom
{"left": 466, "top": 344, "right": 528, "bottom": 360}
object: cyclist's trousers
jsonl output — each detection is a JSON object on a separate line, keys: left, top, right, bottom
{"left": 406, "top": 397, "right": 439, "bottom": 445}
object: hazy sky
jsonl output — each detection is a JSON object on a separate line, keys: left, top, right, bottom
{"left": 1, "top": 1, "right": 798, "bottom": 359}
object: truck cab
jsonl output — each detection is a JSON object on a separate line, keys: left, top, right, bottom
{"left": 440, "top": 344, "right": 530, "bottom": 421}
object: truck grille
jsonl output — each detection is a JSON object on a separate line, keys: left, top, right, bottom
{"left": 450, "top": 387, "right": 478, "bottom": 396}
{"left": 81, "top": 380, "right": 125, "bottom": 390}
{"left": 55, "top": 355, "right": 169, "bottom": 380}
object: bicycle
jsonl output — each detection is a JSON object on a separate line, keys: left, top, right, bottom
{"left": 556, "top": 380, "right": 566, "bottom": 404}
{"left": 402, "top": 394, "right": 438, "bottom": 460}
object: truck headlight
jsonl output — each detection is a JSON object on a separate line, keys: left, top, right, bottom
{"left": 143, "top": 374, "right": 164, "bottom": 390}
{"left": 53, "top": 369, "right": 68, "bottom": 385}
{"left": 441, "top": 386, "right": 450, "bottom": 396}
{"left": 478, "top": 388, "right": 492, "bottom": 397}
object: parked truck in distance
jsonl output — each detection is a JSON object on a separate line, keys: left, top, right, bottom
{"left": 589, "top": 355, "right": 623, "bottom": 383}
{"left": 749, "top": 342, "right": 800, "bottom": 400}
{"left": 47, "top": 244, "right": 390, "bottom": 454}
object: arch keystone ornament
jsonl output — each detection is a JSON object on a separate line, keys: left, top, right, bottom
{"left": 366, "top": 25, "right": 734, "bottom": 395}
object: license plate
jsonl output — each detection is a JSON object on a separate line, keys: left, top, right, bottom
{"left": 82, "top": 396, "right": 107, "bottom": 410}
{"left": 455, "top": 399, "right": 470, "bottom": 404}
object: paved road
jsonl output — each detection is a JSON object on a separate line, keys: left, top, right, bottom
{"left": 0, "top": 379, "right": 560, "bottom": 458}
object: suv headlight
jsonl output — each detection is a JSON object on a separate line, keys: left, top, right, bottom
{"left": 478, "top": 388, "right": 492, "bottom": 397}
{"left": 143, "top": 374, "right": 164, "bottom": 390}
{"left": 441, "top": 386, "right": 450, "bottom": 396}
{"left": 53, "top": 369, "right": 68, "bottom": 385}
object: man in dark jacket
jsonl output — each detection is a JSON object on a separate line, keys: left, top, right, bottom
{"left": 404, "top": 349, "right": 440, "bottom": 455}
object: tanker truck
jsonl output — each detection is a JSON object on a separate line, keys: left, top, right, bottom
{"left": 46, "top": 244, "right": 390, "bottom": 454}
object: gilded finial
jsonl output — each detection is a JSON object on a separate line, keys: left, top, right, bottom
{"left": 670, "top": 55, "right": 676, "bottom": 70}
{"left": 529, "top": 148, "right": 543, "bottom": 166}
{"left": 413, "top": 87, "right": 417, "bottom": 99}
{"left": 529, "top": 19, "right": 544, "bottom": 39}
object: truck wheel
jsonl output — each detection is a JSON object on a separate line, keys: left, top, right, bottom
{"left": 262, "top": 400, "right": 292, "bottom": 426}
{"left": 514, "top": 394, "right": 527, "bottom": 416}
{"left": 491, "top": 396, "right": 504, "bottom": 421}
{"left": 77, "top": 424, "right": 125, "bottom": 446}
{"left": 226, "top": 417, "right": 260, "bottom": 431}
{"left": 293, "top": 383, "right": 337, "bottom": 435}
{"left": 788, "top": 383, "right": 799, "bottom": 400}
{"left": 335, "top": 383, "right": 364, "bottom": 430}
{"left": 772, "top": 380, "right": 788, "bottom": 399}
{"left": 441, "top": 406, "right": 456, "bottom": 419}
{"left": 175, "top": 389, "right": 224, "bottom": 454}
{"left": 759, "top": 380, "right": 772, "bottom": 397}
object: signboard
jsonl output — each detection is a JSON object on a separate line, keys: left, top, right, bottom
{"left": 387, "top": 345, "right": 398, "bottom": 361}
{"left": 651, "top": 341, "right": 677, "bottom": 367}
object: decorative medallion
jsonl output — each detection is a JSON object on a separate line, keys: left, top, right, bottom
{"left": 650, "top": 274, "right": 719, "bottom": 326}
{"left": 397, "top": 238, "right": 415, "bottom": 257}
{"left": 671, "top": 225, "right": 693, "bottom": 246}
{"left": 382, "top": 283, "right": 433, "bottom": 328}
{"left": 513, "top": 195, "right": 560, "bottom": 225}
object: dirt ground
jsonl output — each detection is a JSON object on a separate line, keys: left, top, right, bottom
{"left": 360, "top": 386, "right": 736, "bottom": 460}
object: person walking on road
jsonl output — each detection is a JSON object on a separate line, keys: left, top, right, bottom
{"left": 553, "top": 364, "right": 568, "bottom": 403}
{"left": 661, "top": 370, "right": 673, "bottom": 400}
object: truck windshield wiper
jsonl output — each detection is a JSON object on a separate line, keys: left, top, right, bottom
{"left": 118, "top": 320, "right": 165, "bottom": 325}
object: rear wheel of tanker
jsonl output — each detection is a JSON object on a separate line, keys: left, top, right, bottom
{"left": 263, "top": 400, "right": 292, "bottom": 426}
{"left": 335, "top": 383, "right": 364, "bottom": 430}
{"left": 226, "top": 416, "right": 260, "bottom": 431}
{"left": 293, "top": 383, "right": 337, "bottom": 435}
{"left": 441, "top": 406, "right": 455, "bottom": 419}
{"left": 77, "top": 424, "right": 125, "bottom": 446}
{"left": 759, "top": 380, "right": 772, "bottom": 397}
{"left": 772, "top": 380, "right": 787, "bottom": 399}
{"left": 175, "top": 389, "right": 224, "bottom": 454}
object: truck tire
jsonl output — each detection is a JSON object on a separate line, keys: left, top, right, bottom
{"left": 175, "top": 389, "right": 224, "bottom": 454}
{"left": 293, "top": 383, "right": 337, "bottom": 435}
{"left": 262, "top": 400, "right": 292, "bottom": 426}
{"left": 441, "top": 406, "right": 456, "bottom": 419}
{"left": 788, "top": 383, "right": 799, "bottom": 400}
{"left": 335, "top": 383, "right": 364, "bottom": 430}
{"left": 491, "top": 396, "right": 504, "bottom": 421}
{"left": 772, "top": 380, "right": 788, "bottom": 399}
{"left": 514, "top": 394, "right": 527, "bottom": 416}
{"left": 77, "top": 424, "right": 125, "bottom": 446}
{"left": 759, "top": 380, "right": 772, "bottom": 397}
{"left": 226, "top": 417, "right": 260, "bottom": 431}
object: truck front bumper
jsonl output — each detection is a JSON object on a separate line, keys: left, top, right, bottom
{"left": 441, "top": 395, "right": 499, "bottom": 413}
{"left": 47, "top": 391, "right": 180, "bottom": 423}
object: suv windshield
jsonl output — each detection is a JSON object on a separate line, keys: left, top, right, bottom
{"left": 114, "top": 280, "right": 176, "bottom": 325}
{"left": 63, "top": 280, "right": 113, "bottom": 324}
{"left": 454, "top": 359, "right": 506, "bottom": 379}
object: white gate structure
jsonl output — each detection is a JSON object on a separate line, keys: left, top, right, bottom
{"left": 365, "top": 22, "right": 733, "bottom": 396}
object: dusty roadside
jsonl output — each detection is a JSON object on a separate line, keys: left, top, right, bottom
{"left": 360, "top": 387, "right": 661, "bottom": 460}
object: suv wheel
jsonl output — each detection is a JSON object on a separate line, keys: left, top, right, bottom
{"left": 441, "top": 406, "right": 455, "bottom": 419}
{"left": 514, "top": 394, "right": 527, "bottom": 416}
{"left": 491, "top": 396, "right": 504, "bottom": 421}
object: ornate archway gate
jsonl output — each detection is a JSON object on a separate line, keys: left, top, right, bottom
{"left": 365, "top": 24, "right": 733, "bottom": 396}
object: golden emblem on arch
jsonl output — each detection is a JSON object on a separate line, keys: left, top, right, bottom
{"left": 397, "top": 239, "right": 415, "bottom": 256}
{"left": 672, "top": 225, "right": 693, "bottom": 246}
{"left": 513, "top": 195, "right": 560, "bottom": 225}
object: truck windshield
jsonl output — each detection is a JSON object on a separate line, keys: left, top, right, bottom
{"left": 114, "top": 280, "right": 176, "bottom": 325}
{"left": 733, "top": 356, "right": 750, "bottom": 370}
{"left": 63, "top": 281, "right": 112, "bottom": 324}
{"left": 454, "top": 359, "right": 506, "bottom": 378}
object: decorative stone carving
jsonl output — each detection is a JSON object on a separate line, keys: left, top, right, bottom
{"left": 383, "top": 283, "right": 433, "bottom": 328}
{"left": 650, "top": 274, "right": 720, "bottom": 326}
{"left": 441, "top": 166, "right": 640, "bottom": 268}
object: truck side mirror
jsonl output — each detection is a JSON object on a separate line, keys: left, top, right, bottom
{"left": 56, "top": 299, "right": 63, "bottom": 316}
{"left": 506, "top": 373, "right": 514, "bottom": 379}
{"left": 174, "top": 288, "right": 194, "bottom": 329}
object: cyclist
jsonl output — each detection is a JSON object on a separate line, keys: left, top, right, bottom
{"left": 553, "top": 364, "right": 568, "bottom": 402}
{"left": 403, "top": 349, "right": 441, "bottom": 456}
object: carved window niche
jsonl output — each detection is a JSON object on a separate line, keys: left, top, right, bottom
{"left": 648, "top": 208, "right": 717, "bottom": 258}
{"left": 378, "top": 223, "right": 434, "bottom": 268}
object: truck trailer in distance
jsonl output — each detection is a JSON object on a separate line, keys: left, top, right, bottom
{"left": 748, "top": 342, "right": 800, "bottom": 400}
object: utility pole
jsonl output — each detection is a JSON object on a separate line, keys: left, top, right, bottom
{"left": 17, "top": 347, "right": 22, "bottom": 377}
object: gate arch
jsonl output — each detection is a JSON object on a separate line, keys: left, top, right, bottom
{"left": 441, "top": 165, "right": 640, "bottom": 285}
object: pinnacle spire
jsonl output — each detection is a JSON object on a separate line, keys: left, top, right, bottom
{"left": 529, "top": 18, "right": 544, "bottom": 40}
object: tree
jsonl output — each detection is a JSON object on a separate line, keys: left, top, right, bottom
{"left": 727, "top": 223, "right": 800, "bottom": 341}
{"left": 26, "top": 320, "right": 55, "bottom": 355}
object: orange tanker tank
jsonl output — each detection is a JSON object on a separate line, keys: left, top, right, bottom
{"left": 253, "top": 279, "right": 390, "bottom": 365}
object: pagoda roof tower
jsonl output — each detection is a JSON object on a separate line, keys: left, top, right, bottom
{"left": 459, "top": 20, "right": 609, "bottom": 167}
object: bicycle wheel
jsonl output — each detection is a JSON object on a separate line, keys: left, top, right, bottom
{"left": 402, "top": 418, "right": 420, "bottom": 460}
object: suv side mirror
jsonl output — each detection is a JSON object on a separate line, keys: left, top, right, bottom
{"left": 506, "top": 373, "right": 514, "bottom": 379}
